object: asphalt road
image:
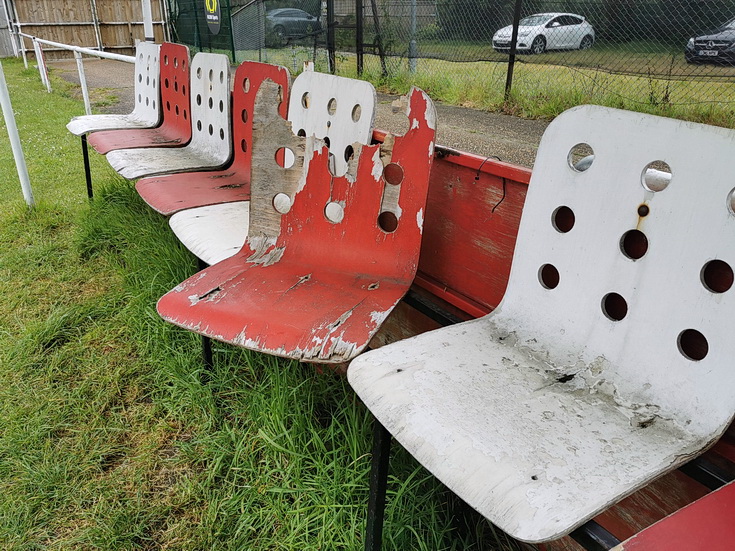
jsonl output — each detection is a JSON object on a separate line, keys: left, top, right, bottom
{"left": 50, "top": 57, "right": 548, "bottom": 168}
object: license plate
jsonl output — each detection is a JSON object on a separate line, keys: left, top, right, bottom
{"left": 698, "top": 50, "right": 718, "bottom": 56}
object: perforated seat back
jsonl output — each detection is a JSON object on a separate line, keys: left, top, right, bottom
{"left": 130, "top": 41, "right": 162, "bottom": 126}
{"left": 494, "top": 105, "right": 735, "bottom": 437}
{"left": 288, "top": 66, "right": 376, "bottom": 176}
{"left": 230, "top": 61, "right": 290, "bottom": 171}
{"left": 158, "top": 42, "right": 191, "bottom": 141}
{"left": 187, "top": 53, "right": 232, "bottom": 165}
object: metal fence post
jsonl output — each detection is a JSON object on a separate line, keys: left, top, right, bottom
{"left": 408, "top": 0, "right": 417, "bottom": 73}
{"left": 74, "top": 51, "right": 92, "bottom": 115}
{"left": 356, "top": 0, "right": 363, "bottom": 75}
{"left": 32, "top": 37, "right": 51, "bottom": 93}
{"left": 14, "top": 24, "right": 28, "bottom": 68}
{"left": 326, "top": 0, "right": 336, "bottom": 74}
{"left": 0, "top": 60, "right": 34, "bottom": 208}
{"left": 141, "top": 0, "right": 155, "bottom": 41}
{"left": 504, "top": 0, "right": 523, "bottom": 102}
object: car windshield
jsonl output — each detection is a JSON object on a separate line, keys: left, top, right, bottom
{"left": 519, "top": 15, "right": 553, "bottom": 26}
{"left": 722, "top": 17, "right": 735, "bottom": 30}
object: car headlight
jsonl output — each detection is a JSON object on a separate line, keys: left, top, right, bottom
{"left": 687, "top": 38, "right": 694, "bottom": 49}
{"left": 518, "top": 30, "right": 531, "bottom": 37}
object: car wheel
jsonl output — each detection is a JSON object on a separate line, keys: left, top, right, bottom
{"left": 579, "top": 35, "right": 593, "bottom": 50}
{"left": 273, "top": 25, "right": 287, "bottom": 46}
{"left": 531, "top": 36, "right": 546, "bottom": 54}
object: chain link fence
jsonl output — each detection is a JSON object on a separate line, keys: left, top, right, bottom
{"left": 166, "top": 0, "right": 735, "bottom": 123}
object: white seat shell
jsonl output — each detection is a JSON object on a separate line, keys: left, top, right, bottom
{"left": 67, "top": 42, "right": 161, "bottom": 136}
{"left": 348, "top": 105, "right": 735, "bottom": 543}
{"left": 106, "top": 53, "right": 231, "bottom": 180}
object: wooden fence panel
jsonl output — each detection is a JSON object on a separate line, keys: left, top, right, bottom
{"left": 10, "top": 0, "right": 168, "bottom": 58}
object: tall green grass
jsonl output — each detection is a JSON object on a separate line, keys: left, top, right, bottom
{"left": 0, "top": 58, "right": 520, "bottom": 550}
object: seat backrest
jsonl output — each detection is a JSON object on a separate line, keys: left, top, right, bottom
{"left": 494, "top": 105, "right": 735, "bottom": 438}
{"left": 248, "top": 82, "right": 436, "bottom": 276}
{"left": 130, "top": 41, "right": 161, "bottom": 126}
{"left": 288, "top": 65, "right": 376, "bottom": 176}
{"left": 158, "top": 42, "right": 191, "bottom": 141}
{"left": 187, "top": 53, "right": 232, "bottom": 167}
{"left": 230, "top": 61, "right": 290, "bottom": 172}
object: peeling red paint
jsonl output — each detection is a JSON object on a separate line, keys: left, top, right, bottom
{"left": 89, "top": 43, "right": 192, "bottom": 155}
{"left": 136, "top": 61, "right": 290, "bottom": 215}
{"left": 157, "top": 87, "right": 436, "bottom": 363}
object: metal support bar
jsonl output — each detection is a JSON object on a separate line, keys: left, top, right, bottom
{"left": 18, "top": 32, "right": 135, "bottom": 62}
{"left": 0, "top": 60, "right": 34, "bottom": 208}
{"left": 408, "top": 0, "right": 417, "bottom": 73}
{"left": 570, "top": 521, "right": 622, "bottom": 550}
{"left": 679, "top": 456, "right": 735, "bottom": 491}
{"left": 81, "top": 135, "right": 94, "bottom": 199}
{"left": 365, "top": 417, "right": 391, "bottom": 551}
{"left": 89, "top": 0, "right": 104, "bottom": 51}
{"left": 326, "top": 0, "right": 336, "bottom": 74}
{"left": 32, "top": 38, "right": 51, "bottom": 92}
{"left": 74, "top": 51, "right": 92, "bottom": 115}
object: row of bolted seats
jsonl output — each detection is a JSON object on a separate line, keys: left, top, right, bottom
{"left": 67, "top": 41, "right": 437, "bottom": 365}
{"left": 67, "top": 41, "right": 735, "bottom": 550}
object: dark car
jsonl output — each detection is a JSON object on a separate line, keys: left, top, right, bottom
{"left": 685, "top": 17, "right": 735, "bottom": 65}
{"left": 266, "top": 8, "right": 321, "bottom": 46}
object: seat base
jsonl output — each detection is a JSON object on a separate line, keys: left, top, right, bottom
{"left": 106, "top": 147, "right": 229, "bottom": 180}
{"left": 136, "top": 170, "right": 249, "bottom": 215}
{"left": 157, "top": 253, "right": 407, "bottom": 363}
{"left": 66, "top": 114, "right": 154, "bottom": 136}
{"left": 347, "top": 317, "right": 709, "bottom": 543}
{"left": 88, "top": 126, "right": 188, "bottom": 155}
{"left": 169, "top": 202, "right": 248, "bottom": 265}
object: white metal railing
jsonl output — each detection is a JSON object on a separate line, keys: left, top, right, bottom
{"left": 0, "top": 60, "right": 34, "bottom": 207}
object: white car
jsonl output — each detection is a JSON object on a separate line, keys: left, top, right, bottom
{"left": 493, "top": 13, "right": 595, "bottom": 54}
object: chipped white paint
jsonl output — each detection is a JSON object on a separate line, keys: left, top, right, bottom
{"left": 348, "top": 105, "right": 735, "bottom": 543}
{"left": 106, "top": 53, "right": 231, "bottom": 180}
{"left": 67, "top": 42, "right": 161, "bottom": 135}
{"left": 288, "top": 64, "right": 376, "bottom": 177}
{"left": 169, "top": 202, "right": 248, "bottom": 265}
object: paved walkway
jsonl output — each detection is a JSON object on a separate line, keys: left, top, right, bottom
{"left": 50, "top": 57, "right": 548, "bottom": 168}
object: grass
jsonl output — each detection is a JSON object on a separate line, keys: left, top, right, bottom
{"left": 238, "top": 44, "right": 735, "bottom": 128}
{"left": 0, "top": 57, "right": 521, "bottom": 550}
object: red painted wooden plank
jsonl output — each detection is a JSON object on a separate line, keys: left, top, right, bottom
{"left": 88, "top": 43, "right": 192, "bottom": 154}
{"left": 615, "top": 482, "right": 735, "bottom": 550}
{"left": 135, "top": 61, "right": 290, "bottom": 215}
{"left": 414, "top": 152, "right": 527, "bottom": 313}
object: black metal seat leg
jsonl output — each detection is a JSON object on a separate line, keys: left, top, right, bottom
{"left": 81, "top": 134, "right": 93, "bottom": 199}
{"left": 366, "top": 416, "right": 392, "bottom": 551}
{"left": 196, "top": 257, "right": 214, "bottom": 369}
